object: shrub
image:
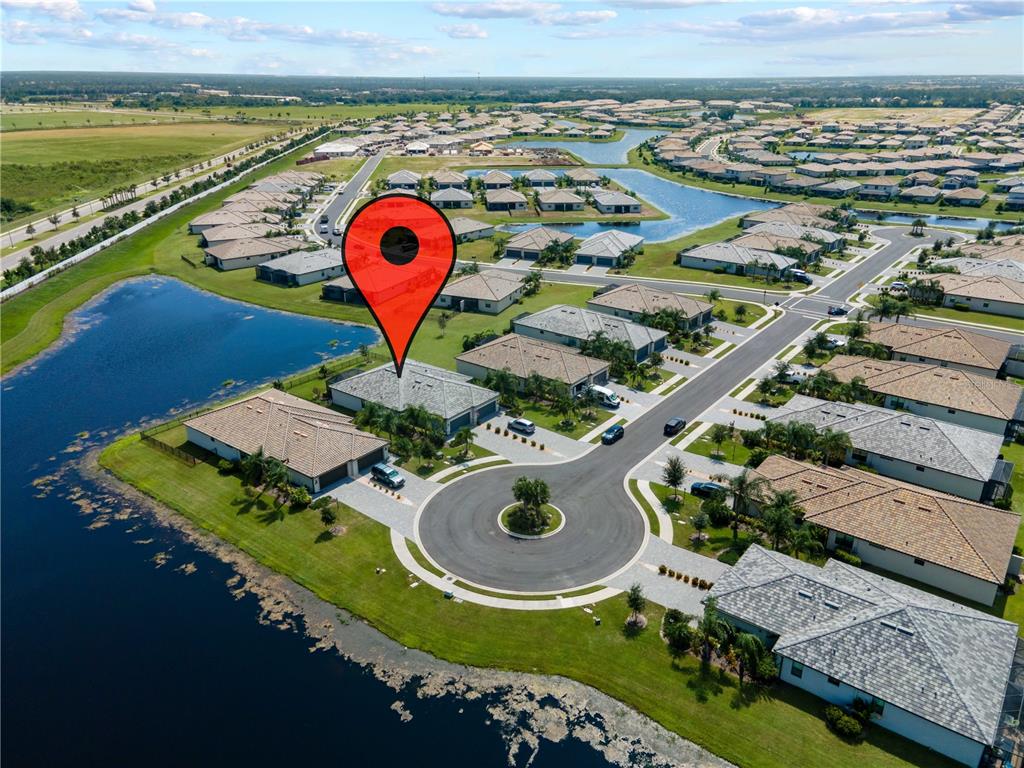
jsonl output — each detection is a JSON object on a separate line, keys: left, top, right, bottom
{"left": 539, "top": 443, "right": 545, "bottom": 451}
{"left": 503, "top": 429, "right": 509, "bottom": 436}
{"left": 683, "top": 574, "right": 690, "bottom": 584}
{"left": 289, "top": 486, "right": 312, "bottom": 508}
{"left": 216, "top": 459, "right": 236, "bottom": 475}
{"left": 832, "top": 549, "right": 862, "bottom": 567}
{"left": 746, "top": 447, "right": 771, "bottom": 468}
{"left": 756, "top": 655, "right": 777, "bottom": 682}
{"left": 310, "top": 496, "right": 333, "bottom": 510}
{"left": 658, "top": 564, "right": 668, "bottom": 575}
{"left": 668, "top": 568, "right": 676, "bottom": 578}
{"left": 530, "top": 440, "right": 537, "bottom": 447}
{"left": 824, "top": 706, "right": 863, "bottom": 740}
{"left": 521, "top": 436, "right": 527, "bottom": 443}
{"left": 675, "top": 572, "right": 682, "bottom": 580}
{"left": 662, "top": 608, "right": 694, "bottom": 653}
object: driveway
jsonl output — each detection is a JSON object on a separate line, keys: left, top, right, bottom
{"left": 323, "top": 470, "right": 439, "bottom": 540}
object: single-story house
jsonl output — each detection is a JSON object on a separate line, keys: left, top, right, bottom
{"left": 709, "top": 545, "right": 1017, "bottom": 768}
{"left": 386, "top": 170, "right": 421, "bottom": 190}
{"left": 746, "top": 221, "right": 846, "bottom": 251}
{"left": 436, "top": 269, "right": 524, "bottom": 314}
{"left": 823, "top": 354, "right": 1024, "bottom": 437}
{"left": 405, "top": 141, "right": 429, "bottom": 155}
{"left": 455, "top": 333, "right": 609, "bottom": 397}
{"left": 928, "top": 273, "right": 1024, "bottom": 318}
{"left": 574, "top": 230, "right": 644, "bottom": 268}
{"left": 931, "top": 256, "right": 1024, "bottom": 282}
{"left": 586, "top": 283, "right": 712, "bottom": 329}
{"left": 679, "top": 241, "right": 797, "bottom": 277}
{"left": 776, "top": 176, "right": 827, "bottom": 194}
{"left": 255, "top": 248, "right": 344, "bottom": 287}
{"left": 753, "top": 455, "right": 1021, "bottom": 605}
{"left": 430, "top": 187, "right": 474, "bottom": 209}
{"left": 592, "top": 190, "right": 642, "bottom": 214}
{"left": 329, "top": 360, "right": 499, "bottom": 436}
{"left": 188, "top": 209, "right": 282, "bottom": 234}
{"left": 740, "top": 205, "right": 836, "bottom": 231}
{"left": 537, "top": 189, "right": 585, "bottom": 212}
{"left": 522, "top": 169, "right": 557, "bottom": 188}
{"left": 321, "top": 276, "right": 363, "bottom": 304}
{"left": 430, "top": 170, "right": 469, "bottom": 189}
{"left": 564, "top": 167, "right": 602, "bottom": 186}
{"left": 866, "top": 322, "right": 1010, "bottom": 378}
{"left": 512, "top": 304, "right": 668, "bottom": 362}
{"left": 857, "top": 177, "right": 902, "bottom": 200}
{"left": 503, "top": 226, "right": 573, "bottom": 260}
{"left": 768, "top": 394, "right": 1013, "bottom": 503}
{"left": 184, "top": 389, "right": 388, "bottom": 493}
{"left": 899, "top": 185, "right": 942, "bottom": 203}
{"left": 485, "top": 188, "right": 528, "bottom": 212}
{"left": 994, "top": 176, "right": 1024, "bottom": 193}
{"left": 945, "top": 168, "right": 980, "bottom": 188}
{"left": 814, "top": 179, "right": 862, "bottom": 198}
{"left": 481, "top": 170, "right": 513, "bottom": 189}
{"left": 732, "top": 232, "right": 823, "bottom": 262}
{"left": 449, "top": 217, "right": 494, "bottom": 242}
{"left": 201, "top": 222, "right": 285, "bottom": 248}
{"left": 1006, "top": 185, "right": 1024, "bottom": 211}
{"left": 203, "top": 236, "right": 308, "bottom": 271}
{"left": 942, "top": 187, "right": 988, "bottom": 207}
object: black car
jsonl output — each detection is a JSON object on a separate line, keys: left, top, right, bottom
{"left": 601, "top": 424, "right": 624, "bottom": 445}
{"left": 690, "top": 481, "right": 726, "bottom": 498}
{"left": 663, "top": 417, "right": 686, "bottom": 436}
{"left": 827, "top": 305, "right": 848, "bottom": 316}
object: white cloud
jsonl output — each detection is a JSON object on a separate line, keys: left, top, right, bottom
{"left": 608, "top": 0, "right": 734, "bottom": 7}
{"left": 126, "top": 0, "right": 155, "bottom": 11}
{"left": 431, "top": 1, "right": 559, "bottom": 19}
{"left": 0, "top": 0, "right": 83, "bottom": 21}
{"left": 440, "top": 22, "right": 489, "bottom": 38}
{"left": 543, "top": 9, "right": 618, "bottom": 24}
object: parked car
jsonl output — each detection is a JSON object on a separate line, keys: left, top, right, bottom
{"left": 590, "top": 385, "right": 620, "bottom": 408}
{"left": 332, "top": 226, "right": 342, "bottom": 236}
{"left": 318, "top": 223, "right": 329, "bottom": 234}
{"left": 827, "top": 305, "right": 848, "bottom": 316}
{"left": 601, "top": 424, "right": 625, "bottom": 445}
{"left": 690, "top": 481, "right": 726, "bottom": 498}
{"left": 370, "top": 463, "right": 405, "bottom": 489}
{"left": 789, "top": 269, "right": 813, "bottom": 285}
{"left": 890, "top": 281, "right": 908, "bottom": 292}
{"left": 508, "top": 418, "right": 536, "bottom": 436}
{"left": 663, "top": 417, "right": 686, "bottom": 436}
{"left": 319, "top": 213, "right": 329, "bottom": 223}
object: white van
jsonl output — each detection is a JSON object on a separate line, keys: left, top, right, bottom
{"left": 589, "top": 385, "right": 620, "bottom": 408}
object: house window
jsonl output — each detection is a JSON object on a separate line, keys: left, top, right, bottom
{"left": 871, "top": 698, "right": 885, "bottom": 716}
{"left": 827, "top": 675, "right": 841, "bottom": 686}
{"left": 947, "top": 408, "right": 956, "bottom": 415}
{"left": 791, "top": 661, "right": 804, "bottom": 679}
{"left": 915, "top": 465, "right": 925, "bottom": 472}
{"left": 913, "top": 558, "right": 925, "bottom": 566}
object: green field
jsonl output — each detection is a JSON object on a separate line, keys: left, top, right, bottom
{"left": 99, "top": 433, "right": 956, "bottom": 768}
{"left": 0, "top": 121, "right": 282, "bottom": 228}
{"left": 1, "top": 108, "right": 200, "bottom": 131}
{"left": 176, "top": 103, "right": 482, "bottom": 122}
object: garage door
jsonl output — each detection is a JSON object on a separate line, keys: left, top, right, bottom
{"left": 357, "top": 447, "right": 387, "bottom": 471}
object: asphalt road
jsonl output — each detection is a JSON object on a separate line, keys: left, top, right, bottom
{"left": 415, "top": 224, "right": 1016, "bottom": 592}
{"left": 317, "top": 151, "right": 386, "bottom": 247}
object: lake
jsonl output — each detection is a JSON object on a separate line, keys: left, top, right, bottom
{"left": 0, "top": 277, "right": 618, "bottom": 767}
{"left": 505, "top": 128, "right": 665, "bottom": 165}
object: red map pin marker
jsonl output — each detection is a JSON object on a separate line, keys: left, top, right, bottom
{"left": 341, "top": 193, "right": 456, "bottom": 378}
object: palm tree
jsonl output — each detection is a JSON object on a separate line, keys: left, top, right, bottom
{"left": 694, "top": 597, "right": 728, "bottom": 664}
{"left": 707, "top": 422, "right": 732, "bottom": 459}
{"left": 734, "top": 632, "right": 765, "bottom": 686}
{"left": 524, "top": 372, "right": 548, "bottom": 402}
{"left": 762, "top": 490, "right": 800, "bottom": 550}
{"left": 240, "top": 446, "right": 267, "bottom": 487}
{"left": 717, "top": 469, "right": 769, "bottom": 542}
{"left": 661, "top": 455, "right": 687, "bottom": 507}
{"left": 790, "top": 525, "right": 824, "bottom": 561}
{"left": 379, "top": 408, "right": 401, "bottom": 440}
{"left": 354, "top": 401, "right": 385, "bottom": 433}
{"left": 845, "top": 319, "right": 867, "bottom": 342}
{"left": 756, "top": 377, "right": 775, "bottom": 403}
{"left": 816, "top": 428, "right": 852, "bottom": 466}
{"left": 451, "top": 426, "right": 475, "bottom": 459}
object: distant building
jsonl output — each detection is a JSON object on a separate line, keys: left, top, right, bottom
{"left": 587, "top": 283, "right": 712, "bottom": 329}
{"left": 255, "top": 248, "right": 344, "bottom": 287}
{"left": 513, "top": 304, "right": 668, "bottom": 362}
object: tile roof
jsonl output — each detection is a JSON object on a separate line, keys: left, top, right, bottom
{"left": 929, "top": 257, "right": 1024, "bottom": 282}
{"left": 768, "top": 394, "right": 1007, "bottom": 481}
{"left": 575, "top": 230, "right": 644, "bottom": 259}
{"left": 709, "top": 545, "right": 1017, "bottom": 746}
{"left": 441, "top": 269, "right": 523, "bottom": 301}
{"left": 448, "top": 217, "right": 493, "bottom": 238}
{"left": 202, "top": 222, "right": 285, "bottom": 243}
{"left": 504, "top": 225, "right": 574, "bottom": 252}
{"left": 430, "top": 187, "right": 474, "bottom": 203}
{"left": 685, "top": 241, "right": 797, "bottom": 270}
{"left": 587, "top": 283, "right": 712, "bottom": 319}
{"left": 745, "top": 221, "right": 844, "bottom": 244}
{"left": 931, "top": 273, "right": 1024, "bottom": 305}
{"left": 538, "top": 189, "right": 585, "bottom": 205}
{"left": 514, "top": 304, "right": 668, "bottom": 351}
{"left": 258, "top": 248, "right": 342, "bottom": 276}
{"left": 185, "top": 389, "right": 386, "bottom": 479}
{"left": 732, "top": 232, "right": 820, "bottom": 255}
{"left": 330, "top": 360, "right": 497, "bottom": 420}
{"left": 959, "top": 235, "right": 1024, "bottom": 261}
{"left": 822, "top": 354, "right": 1024, "bottom": 421}
{"left": 866, "top": 322, "right": 1010, "bottom": 372}
{"left": 753, "top": 455, "right": 1019, "bottom": 583}
{"left": 456, "top": 333, "right": 608, "bottom": 385}
{"left": 593, "top": 190, "right": 641, "bottom": 207}
{"left": 485, "top": 188, "right": 527, "bottom": 204}
{"left": 203, "top": 236, "right": 307, "bottom": 264}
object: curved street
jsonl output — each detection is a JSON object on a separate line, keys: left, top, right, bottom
{"left": 414, "top": 225, "right": 1013, "bottom": 592}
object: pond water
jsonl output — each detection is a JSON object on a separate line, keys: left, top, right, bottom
{"left": 853, "top": 210, "right": 1021, "bottom": 231}
{"left": 483, "top": 166, "right": 777, "bottom": 243}
{"left": 505, "top": 128, "right": 665, "bottom": 165}
{"left": 0, "top": 277, "right": 614, "bottom": 767}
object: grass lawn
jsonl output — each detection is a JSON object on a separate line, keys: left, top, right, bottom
{"left": 1, "top": 108, "right": 199, "bottom": 131}
{"left": 98, "top": 434, "right": 957, "bottom": 768}
{"left": 398, "top": 441, "right": 497, "bottom": 478}
{"left": 712, "top": 297, "right": 767, "bottom": 327}
{"left": 648, "top": 482, "right": 736, "bottom": 555}
{"left": 517, "top": 400, "right": 613, "bottom": 439}
{"left": 1, "top": 121, "right": 282, "bottom": 227}
{"left": 685, "top": 434, "right": 753, "bottom": 467}
{"left": 501, "top": 502, "right": 562, "bottom": 536}
{"left": 625, "top": 367, "right": 673, "bottom": 393}
{"left": 743, "top": 386, "right": 798, "bottom": 407}
{"left": 672, "top": 335, "right": 723, "bottom": 355}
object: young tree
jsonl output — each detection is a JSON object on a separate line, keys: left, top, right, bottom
{"left": 451, "top": 426, "right": 475, "bottom": 459}
{"left": 756, "top": 377, "right": 775, "bottom": 403}
{"left": 734, "top": 632, "right": 765, "bottom": 687}
{"left": 661, "top": 455, "right": 687, "bottom": 507}
{"left": 718, "top": 469, "right": 769, "bottom": 542}
{"left": 25, "top": 222, "right": 36, "bottom": 239}
{"left": 694, "top": 597, "right": 727, "bottom": 664}
{"left": 436, "top": 311, "right": 452, "bottom": 337}
{"left": 707, "top": 422, "right": 732, "bottom": 460}
{"left": 320, "top": 503, "right": 338, "bottom": 528}
{"left": 47, "top": 213, "right": 61, "bottom": 230}
{"left": 626, "top": 582, "right": 647, "bottom": 626}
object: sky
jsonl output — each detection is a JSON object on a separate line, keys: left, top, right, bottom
{"left": 1, "top": 0, "right": 1022, "bottom": 78}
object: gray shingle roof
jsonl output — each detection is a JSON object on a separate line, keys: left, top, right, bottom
{"left": 710, "top": 545, "right": 1017, "bottom": 746}
{"left": 686, "top": 241, "right": 797, "bottom": 270}
{"left": 575, "top": 230, "right": 645, "bottom": 259}
{"left": 504, "top": 225, "right": 573, "bottom": 252}
{"left": 769, "top": 395, "right": 1005, "bottom": 481}
{"left": 514, "top": 304, "right": 667, "bottom": 351}
{"left": 259, "top": 248, "right": 342, "bottom": 275}
{"left": 330, "top": 360, "right": 497, "bottom": 420}
{"left": 431, "top": 187, "right": 474, "bottom": 203}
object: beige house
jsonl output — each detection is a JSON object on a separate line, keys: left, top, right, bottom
{"left": 931, "top": 273, "right": 1024, "bottom": 318}
{"left": 203, "top": 236, "right": 307, "bottom": 271}
{"left": 586, "top": 283, "right": 713, "bottom": 329}
{"left": 866, "top": 322, "right": 1010, "bottom": 378}
{"left": 185, "top": 390, "right": 388, "bottom": 493}
{"left": 435, "top": 269, "right": 524, "bottom": 314}
{"left": 455, "top": 333, "right": 609, "bottom": 396}
{"left": 537, "top": 189, "right": 585, "bottom": 212}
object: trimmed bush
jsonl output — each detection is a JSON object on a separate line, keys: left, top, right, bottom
{"left": 658, "top": 564, "right": 668, "bottom": 575}
{"left": 832, "top": 549, "right": 862, "bottom": 567}
{"left": 667, "top": 568, "right": 676, "bottom": 578}
{"left": 824, "top": 706, "right": 863, "bottom": 740}
{"left": 216, "top": 459, "right": 236, "bottom": 475}
{"left": 683, "top": 574, "right": 690, "bottom": 584}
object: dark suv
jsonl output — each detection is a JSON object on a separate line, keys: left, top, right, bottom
{"left": 664, "top": 417, "right": 686, "bottom": 436}
{"left": 370, "top": 463, "right": 405, "bottom": 489}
